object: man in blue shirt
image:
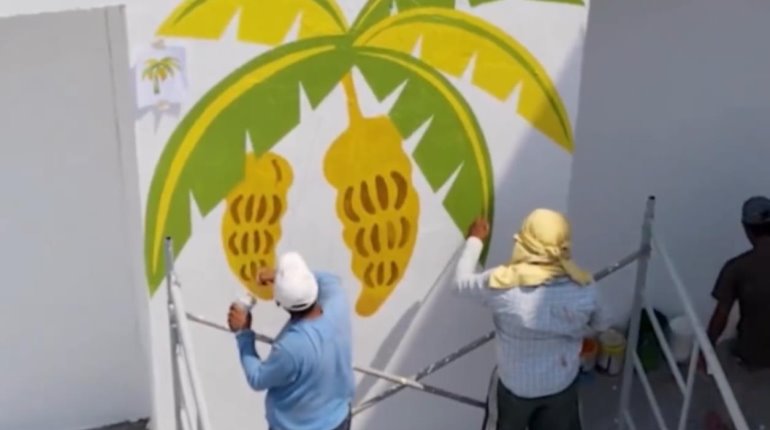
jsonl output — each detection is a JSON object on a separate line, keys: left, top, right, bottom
{"left": 227, "top": 252, "right": 354, "bottom": 430}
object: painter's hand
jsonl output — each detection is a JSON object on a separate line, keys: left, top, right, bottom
{"left": 256, "top": 267, "right": 276, "bottom": 286}
{"left": 227, "top": 303, "right": 252, "bottom": 332}
{"left": 468, "top": 218, "right": 490, "bottom": 241}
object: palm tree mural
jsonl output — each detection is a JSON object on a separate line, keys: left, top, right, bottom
{"left": 144, "top": 0, "right": 581, "bottom": 316}
{"left": 142, "top": 56, "right": 181, "bottom": 94}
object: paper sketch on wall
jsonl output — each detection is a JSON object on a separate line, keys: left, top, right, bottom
{"left": 143, "top": 0, "right": 580, "bottom": 316}
{"left": 143, "top": 56, "right": 180, "bottom": 95}
{"left": 134, "top": 41, "right": 188, "bottom": 117}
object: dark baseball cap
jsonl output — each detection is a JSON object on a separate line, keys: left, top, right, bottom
{"left": 742, "top": 196, "right": 770, "bottom": 226}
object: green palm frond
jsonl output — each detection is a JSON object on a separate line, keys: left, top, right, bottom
{"left": 355, "top": 47, "right": 494, "bottom": 242}
{"left": 144, "top": 37, "right": 351, "bottom": 290}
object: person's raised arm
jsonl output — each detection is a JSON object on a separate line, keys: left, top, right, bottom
{"left": 227, "top": 303, "right": 298, "bottom": 391}
{"left": 454, "top": 218, "right": 493, "bottom": 299}
{"left": 235, "top": 331, "right": 298, "bottom": 391}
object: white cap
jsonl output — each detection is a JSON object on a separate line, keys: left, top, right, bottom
{"left": 274, "top": 252, "right": 318, "bottom": 312}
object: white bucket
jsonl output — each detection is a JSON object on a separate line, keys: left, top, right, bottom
{"left": 597, "top": 329, "right": 626, "bottom": 376}
{"left": 668, "top": 316, "right": 694, "bottom": 363}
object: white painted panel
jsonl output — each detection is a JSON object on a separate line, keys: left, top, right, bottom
{"left": 0, "top": 8, "right": 152, "bottom": 430}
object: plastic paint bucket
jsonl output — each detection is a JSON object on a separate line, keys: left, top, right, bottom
{"left": 668, "top": 316, "right": 694, "bottom": 363}
{"left": 597, "top": 329, "right": 626, "bottom": 375}
{"left": 580, "top": 338, "right": 599, "bottom": 372}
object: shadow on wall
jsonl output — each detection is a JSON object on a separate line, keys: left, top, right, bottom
{"left": 567, "top": 0, "right": 770, "bottom": 328}
{"left": 354, "top": 303, "right": 421, "bottom": 403}
{"left": 353, "top": 38, "right": 588, "bottom": 430}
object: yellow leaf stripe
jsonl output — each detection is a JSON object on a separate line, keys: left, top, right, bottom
{"left": 149, "top": 45, "right": 335, "bottom": 275}
{"left": 156, "top": 0, "right": 347, "bottom": 45}
{"left": 157, "top": 0, "right": 239, "bottom": 40}
{"left": 355, "top": 8, "right": 574, "bottom": 151}
{"left": 357, "top": 48, "right": 491, "bottom": 216}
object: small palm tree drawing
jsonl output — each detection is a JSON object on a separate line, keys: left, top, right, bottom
{"left": 142, "top": 56, "right": 180, "bottom": 94}
{"left": 144, "top": 0, "right": 582, "bottom": 316}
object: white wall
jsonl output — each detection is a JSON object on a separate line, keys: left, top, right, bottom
{"left": 0, "top": 1, "right": 590, "bottom": 429}
{"left": 0, "top": 7, "right": 153, "bottom": 430}
{"left": 131, "top": 1, "right": 588, "bottom": 429}
{"left": 569, "top": 0, "right": 770, "bottom": 327}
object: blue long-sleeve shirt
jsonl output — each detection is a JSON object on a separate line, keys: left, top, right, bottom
{"left": 235, "top": 271, "right": 354, "bottom": 430}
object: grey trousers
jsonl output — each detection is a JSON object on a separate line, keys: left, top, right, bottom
{"left": 483, "top": 368, "right": 581, "bottom": 430}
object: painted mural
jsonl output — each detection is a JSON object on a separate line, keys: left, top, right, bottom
{"left": 143, "top": 0, "right": 578, "bottom": 317}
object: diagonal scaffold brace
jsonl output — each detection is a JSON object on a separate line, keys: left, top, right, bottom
{"left": 184, "top": 311, "right": 487, "bottom": 409}
{"left": 166, "top": 197, "right": 656, "bottom": 417}
{"left": 353, "top": 239, "right": 650, "bottom": 415}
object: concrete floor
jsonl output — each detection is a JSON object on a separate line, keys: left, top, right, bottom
{"left": 80, "top": 349, "right": 768, "bottom": 430}
{"left": 580, "top": 347, "right": 770, "bottom": 430}
{"left": 579, "top": 370, "right": 697, "bottom": 430}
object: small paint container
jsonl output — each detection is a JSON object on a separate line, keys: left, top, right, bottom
{"left": 580, "top": 338, "right": 599, "bottom": 372}
{"left": 233, "top": 296, "right": 256, "bottom": 312}
{"left": 597, "top": 329, "right": 626, "bottom": 376}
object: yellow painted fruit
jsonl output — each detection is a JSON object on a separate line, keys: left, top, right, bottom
{"left": 324, "top": 115, "right": 420, "bottom": 316}
{"left": 221, "top": 152, "right": 293, "bottom": 300}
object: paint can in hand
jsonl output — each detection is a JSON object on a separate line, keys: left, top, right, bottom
{"left": 233, "top": 296, "right": 256, "bottom": 313}
{"left": 597, "top": 329, "right": 626, "bottom": 376}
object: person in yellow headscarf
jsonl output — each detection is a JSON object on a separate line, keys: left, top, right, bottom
{"left": 454, "top": 209, "right": 610, "bottom": 430}
{"left": 488, "top": 208, "right": 593, "bottom": 289}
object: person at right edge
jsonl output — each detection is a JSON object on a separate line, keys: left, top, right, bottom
{"left": 701, "top": 196, "right": 770, "bottom": 429}
{"left": 454, "top": 209, "right": 610, "bottom": 430}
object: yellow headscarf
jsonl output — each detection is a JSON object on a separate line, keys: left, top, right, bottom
{"left": 489, "top": 208, "right": 592, "bottom": 288}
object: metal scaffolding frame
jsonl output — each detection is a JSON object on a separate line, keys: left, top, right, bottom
{"left": 162, "top": 210, "right": 652, "bottom": 429}
{"left": 165, "top": 242, "right": 213, "bottom": 430}
{"left": 612, "top": 198, "right": 749, "bottom": 430}
{"left": 164, "top": 196, "right": 749, "bottom": 429}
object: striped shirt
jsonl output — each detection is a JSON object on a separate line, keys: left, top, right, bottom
{"left": 454, "top": 238, "right": 610, "bottom": 398}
